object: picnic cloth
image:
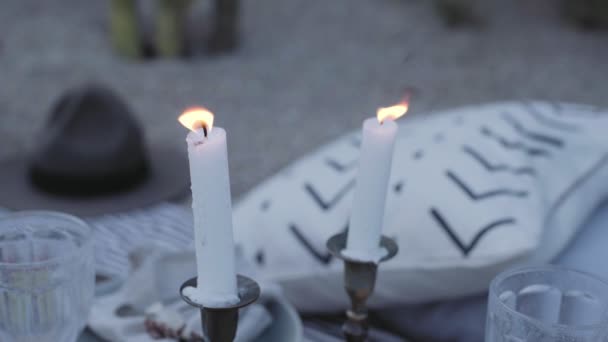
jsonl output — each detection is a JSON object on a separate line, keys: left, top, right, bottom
{"left": 4, "top": 195, "right": 608, "bottom": 341}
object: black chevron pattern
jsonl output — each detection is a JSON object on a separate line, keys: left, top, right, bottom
{"left": 522, "top": 102, "right": 580, "bottom": 132}
{"left": 289, "top": 223, "right": 347, "bottom": 265}
{"left": 325, "top": 158, "right": 358, "bottom": 173}
{"left": 304, "top": 179, "right": 356, "bottom": 211}
{"left": 462, "top": 145, "right": 536, "bottom": 176}
{"left": 501, "top": 113, "right": 564, "bottom": 148}
{"left": 430, "top": 208, "right": 516, "bottom": 257}
{"left": 446, "top": 170, "right": 529, "bottom": 200}
{"left": 285, "top": 102, "right": 590, "bottom": 267}
{"left": 480, "top": 126, "right": 551, "bottom": 157}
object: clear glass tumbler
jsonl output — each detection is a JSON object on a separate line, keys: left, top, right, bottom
{"left": 0, "top": 211, "right": 95, "bottom": 342}
{"left": 486, "top": 266, "right": 608, "bottom": 342}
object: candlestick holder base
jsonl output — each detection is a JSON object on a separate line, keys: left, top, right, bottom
{"left": 179, "top": 275, "right": 260, "bottom": 342}
{"left": 326, "top": 233, "right": 398, "bottom": 342}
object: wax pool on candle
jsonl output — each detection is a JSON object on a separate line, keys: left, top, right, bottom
{"left": 344, "top": 117, "right": 399, "bottom": 262}
{"left": 181, "top": 119, "right": 239, "bottom": 307}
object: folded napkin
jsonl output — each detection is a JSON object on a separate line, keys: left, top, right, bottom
{"left": 88, "top": 246, "right": 273, "bottom": 342}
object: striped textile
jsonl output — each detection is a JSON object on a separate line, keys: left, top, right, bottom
{"left": 89, "top": 203, "right": 194, "bottom": 278}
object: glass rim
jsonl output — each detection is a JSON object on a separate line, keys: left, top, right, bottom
{"left": 0, "top": 210, "right": 93, "bottom": 269}
{"left": 490, "top": 265, "right": 608, "bottom": 332}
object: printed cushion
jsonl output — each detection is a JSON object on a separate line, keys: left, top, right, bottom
{"left": 233, "top": 101, "right": 608, "bottom": 312}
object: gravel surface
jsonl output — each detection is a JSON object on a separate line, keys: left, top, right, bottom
{"left": 1, "top": 0, "right": 607, "bottom": 198}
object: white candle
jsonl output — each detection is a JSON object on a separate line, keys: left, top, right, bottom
{"left": 344, "top": 102, "right": 408, "bottom": 262}
{"left": 179, "top": 108, "right": 239, "bottom": 307}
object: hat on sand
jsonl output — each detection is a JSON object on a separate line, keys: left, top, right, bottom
{"left": 0, "top": 84, "right": 190, "bottom": 217}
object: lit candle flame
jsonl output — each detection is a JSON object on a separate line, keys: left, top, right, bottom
{"left": 376, "top": 101, "right": 409, "bottom": 124}
{"left": 179, "top": 107, "right": 214, "bottom": 135}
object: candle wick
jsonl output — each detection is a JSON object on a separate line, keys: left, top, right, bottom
{"left": 192, "top": 120, "right": 209, "bottom": 137}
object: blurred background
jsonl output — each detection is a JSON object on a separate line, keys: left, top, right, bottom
{"left": 1, "top": 0, "right": 607, "bottom": 197}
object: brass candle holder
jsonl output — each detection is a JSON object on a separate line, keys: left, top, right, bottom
{"left": 326, "top": 232, "right": 398, "bottom": 342}
{"left": 179, "top": 275, "right": 260, "bottom": 342}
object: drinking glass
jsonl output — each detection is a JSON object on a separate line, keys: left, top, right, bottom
{"left": 486, "top": 266, "right": 608, "bottom": 342}
{"left": 0, "top": 211, "right": 95, "bottom": 342}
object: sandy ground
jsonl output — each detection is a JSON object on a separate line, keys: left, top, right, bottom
{"left": 1, "top": 0, "right": 607, "bottom": 198}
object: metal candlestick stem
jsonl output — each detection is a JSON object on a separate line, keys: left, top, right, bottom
{"left": 179, "top": 275, "right": 260, "bottom": 342}
{"left": 326, "top": 233, "right": 398, "bottom": 342}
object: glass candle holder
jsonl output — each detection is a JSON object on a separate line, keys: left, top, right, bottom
{"left": 0, "top": 211, "right": 95, "bottom": 342}
{"left": 486, "top": 266, "right": 608, "bottom": 342}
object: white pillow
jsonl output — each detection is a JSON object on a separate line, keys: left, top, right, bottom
{"left": 233, "top": 101, "right": 608, "bottom": 312}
